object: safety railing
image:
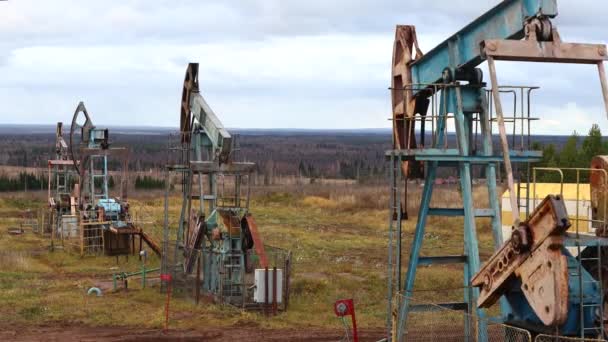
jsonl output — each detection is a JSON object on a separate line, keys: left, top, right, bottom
{"left": 535, "top": 334, "right": 607, "bottom": 342}
{"left": 389, "top": 83, "right": 539, "bottom": 153}
{"left": 393, "top": 293, "right": 532, "bottom": 342}
{"left": 531, "top": 167, "right": 608, "bottom": 237}
{"left": 161, "top": 240, "right": 291, "bottom": 312}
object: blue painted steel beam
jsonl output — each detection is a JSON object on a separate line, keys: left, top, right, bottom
{"left": 416, "top": 154, "right": 541, "bottom": 163}
{"left": 428, "top": 208, "right": 495, "bottom": 217}
{"left": 564, "top": 234, "right": 608, "bottom": 247}
{"left": 411, "top": 0, "right": 557, "bottom": 91}
{"left": 385, "top": 148, "right": 542, "bottom": 163}
{"left": 410, "top": 302, "right": 469, "bottom": 312}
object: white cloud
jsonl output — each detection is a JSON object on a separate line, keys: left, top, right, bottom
{"left": 533, "top": 102, "right": 607, "bottom": 135}
{"left": 0, "top": 0, "right": 606, "bottom": 132}
{"left": 0, "top": 34, "right": 392, "bottom": 128}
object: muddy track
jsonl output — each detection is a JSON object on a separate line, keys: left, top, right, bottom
{"left": 0, "top": 324, "right": 386, "bottom": 341}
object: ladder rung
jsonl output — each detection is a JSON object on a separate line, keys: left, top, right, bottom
{"left": 418, "top": 255, "right": 467, "bottom": 266}
{"left": 427, "top": 208, "right": 494, "bottom": 217}
{"left": 411, "top": 302, "right": 469, "bottom": 312}
{"left": 189, "top": 195, "right": 216, "bottom": 200}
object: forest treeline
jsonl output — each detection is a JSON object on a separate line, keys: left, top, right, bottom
{"left": 0, "top": 127, "right": 606, "bottom": 190}
{"left": 0, "top": 172, "right": 47, "bottom": 192}
{"left": 533, "top": 124, "right": 606, "bottom": 183}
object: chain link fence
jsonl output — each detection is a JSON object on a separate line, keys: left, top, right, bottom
{"left": 394, "top": 294, "right": 608, "bottom": 341}
{"left": 395, "top": 294, "right": 532, "bottom": 342}
{"left": 161, "top": 239, "right": 292, "bottom": 311}
{"left": 535, "top": 334, "right": 607, "bottom": 342}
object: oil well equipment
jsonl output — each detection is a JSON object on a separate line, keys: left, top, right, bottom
{"left": 48, "top": 101, "right": 160, "bottom": 257}
{"left": 161, "top": 63, "right": 291, "bottom": 311}
{"left": 46, "top": 121, "right": 77, "bottom": 239}
{"left": 386, "top": 0, "right": 608, "bottom": 340}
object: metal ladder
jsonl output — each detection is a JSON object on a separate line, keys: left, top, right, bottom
{"left": 56, "top": 170, "right": 67, "bottom": 194}
{"left": 576, "top": 243, "right": 604, "bottom": 338}
{"left": 387, "top": 151, "right": 403, "bottom": 334}
{"left": 222, "top": 236, "right": 244, "bottom": 300}
{"left": 89, "top": 154, "right": 109, "bottom": 201}
{"left": 516, "top": 164, "right": 531, "bottom": 219}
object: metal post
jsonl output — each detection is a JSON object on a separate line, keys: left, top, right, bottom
{"left": 487, "top": 57, "right": 520, "bottom": 226}
{"left": 387, "top": 152, "right": 395, "bottom": 336}
{"left": 162, "top": 168, "right": 170, "bottom": 290}
{"left": 455, "top": 86, "right": 485, "bottom": 341}
{"left": 103, "top": 155, "right": 108, "bottom": 199}
{"left": 479, "top": 89, "right": 513, "bottom": 318}
{"left": 142, "top": 263, "right": 146, "bottom": 289}
{"left": 196, "top": 251, "right": 201, "bottom": 305}
{"left": 597, "top": 62, "right": 608, "bottom": 119}
{"left": 265, "top": 266, "right": 269, "bottom": 316}
{"left": 396, "top": 151, "right": 403, "bottom": 291}
{"left": 273, "top": 266, "right": 278, "bottom": 315}
{"left": 285, "top": 251, "right": 291, "bottom": 311}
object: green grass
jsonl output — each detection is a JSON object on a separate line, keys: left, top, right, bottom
{"left": 0, "top": 185, "right": 495, "bottom": 332}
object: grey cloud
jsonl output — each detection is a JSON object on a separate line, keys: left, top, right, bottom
{"left": 0, "top": 1, "right": 604, "bottom": 47}
{"left": 0, "top": 0, "right": 606, "bottom": 132}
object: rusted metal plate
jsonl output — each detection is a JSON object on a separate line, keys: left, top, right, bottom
{"left": 245, "top": 214, "right": 268, "bottom": 269}
{"left": 184, "top": 213, "right": 206, "bottom": 274}
{"left": 180, "top": 63, "right": 197, "bottom": 144}
{"left": 515, "top": 235, "right": 568, "bottom": 326}
{"left": 390, "top": 25, "right": 427, "bottom": 219}
{"left": 591, "top": 156, "right": 608, "bottom": 236}
{"left": 482, "top": 40, "right": 608, "bottom": 64}
{"left": 139, "top": 230, "right": 161, "bottom": 256}
{"left": 391, "top": 25, "right": 427, "bottom": 159}
{"left": 472, "top": 195, "right": 571, "bottom": 325}
{"left": 391, "top": 25, "right": 421, "bottom": 128}
{"left": 219, "top": 211, "right": 241, "bottom": 237}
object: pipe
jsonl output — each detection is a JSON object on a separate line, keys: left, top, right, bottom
{"left": 87, "top": 287, "right": 102, "bottom": 296}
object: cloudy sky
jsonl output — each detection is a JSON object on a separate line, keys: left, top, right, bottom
{"left": 0, "top": 0, "right": 606, "bottom": 134}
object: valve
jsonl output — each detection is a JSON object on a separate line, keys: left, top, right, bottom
{"left": 334, "top": 299, "right": 358, "bottom": 342}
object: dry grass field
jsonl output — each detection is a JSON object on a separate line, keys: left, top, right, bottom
{"left": 0, "top": 182, "right": 501, "bottom": 341}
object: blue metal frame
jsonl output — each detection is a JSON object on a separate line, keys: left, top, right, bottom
{"left": 391, "top": 0, "right": 608, "bottom": 340}
{"left": 411, "top": 0, "right": 557, "bottom": 92}
{"left": 394, "top": 84, "right": 518, "bottom": 341}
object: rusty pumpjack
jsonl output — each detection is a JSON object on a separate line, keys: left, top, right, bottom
{"left": 164, "top": 63, "right": 273, "bottom": 307}
{"left": 388, "top": 0, "right": 608, "bottom": 340}
{"left": 47, "top": 122, "right": 78, "bottom": 239}
{"left": 67, "top": 102, "right": 160, "bottom": 256}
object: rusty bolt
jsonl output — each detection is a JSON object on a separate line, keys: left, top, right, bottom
{"left": 486, "top": 42, "right": 497, "bottom": 51}
{"left": 483, "top": 274, "right": 492, "bottom": 291}
{"left": 599, "top": 47, "right": 606, "bottom": 56}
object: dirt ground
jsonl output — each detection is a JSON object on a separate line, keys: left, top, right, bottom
{"left": 0, "top": 324, "right": 386, "bottom": 342}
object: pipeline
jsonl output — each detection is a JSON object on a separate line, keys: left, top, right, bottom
{"left": 87, "top": 287, "right": 102, "bottom": 296}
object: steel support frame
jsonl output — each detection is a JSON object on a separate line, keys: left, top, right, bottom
{"left": 394, "top": 84, "right": 505, "bottom": 341}
{"left": 391, "top": 0, "right": 608, "bottom": 340}
{"left": 410, "top": 0, "right": 558, "bottom": 93}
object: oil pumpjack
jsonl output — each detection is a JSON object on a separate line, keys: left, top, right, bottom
{"left": 162, "top": 63, "right": 289, "bottom": 309}
{"left": 386, "top": 0, "right": 608, "bottom": 340}
{"left": 49, "top": 102, "right": 160, "bottom": 256}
